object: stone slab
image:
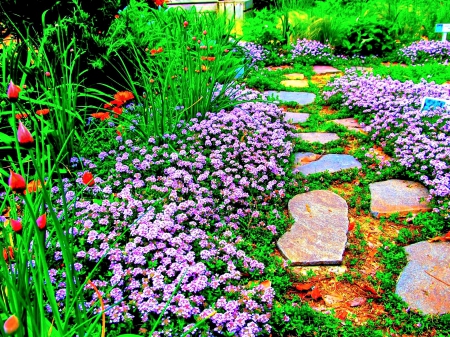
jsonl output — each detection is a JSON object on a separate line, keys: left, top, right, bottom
{"left": 297, "top": 132, "right": 340, "bottom": 144}
{"left": 280, "top": 79, "right": 309, "bottom": 88}
{"left": 313, "top": 65, "right": 341, "bottom": 74}
{"left": 277, "top": 190, "right": 349, "bottom": 265}
{"left": 293, "top": 152, "right": 322, "bottom": 166}
{"left": 293, "top": 154, "right": 362, "bottom": 176}
{"left": 396, "top": 241, "right": 450, "bottom": 315}
{"left": 331, "top": 118, "right": 363, "bottom": 132}
{"left": 369, "top": 180, "right": 431, "bottom": 218}
{"left": 283, "top": 73, "right": 305, "bottom": 80}
{"left": 284, "top": 112, "right": 310, "bottom": 123}
{"left": 264, "top": 91, "right": 316, "bottom": 105}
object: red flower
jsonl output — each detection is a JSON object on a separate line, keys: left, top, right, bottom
{"left": 114, "top": 91, "right": 134, "bottom": 103}
{"left": 154, "top": 0, "right": 165, "bottom": 6}
{"left": 183, "top": 21, "right": 188, "bottom": 28}
{"left": 45, "top": 71, "right": 51, "bottom": 77}
{"left": 8, "top": 170, "right": 26, "bottom": 193}
{"left": 82, "top": 172, "right": 95, "bottom": 186}
{"left": 7, "top": 80, "right": 21, "bottom": 102}
{"left": 157, "top": 47, "right": 163, "bottom": 53}
{"left": 112, "top": 106, "right": 123, "bottom": 117}
{"left": 115, "top": 14, "right": 119, "bottom": 19}
{"left": 109, "top": 99, "right": 124, "bottom": 107}
{"left": 26, "top": 180, "right": 42, "bottom": 194}
{"left": 36, "top": 213, "right": 46, "bottom": 230}
{"left": 36, "top": 108, "right": 50, "bottom": 115}
{"left": 10, "top": 219, "right": 22, "bottom": 234}
{"left": 17, "top": 122, "right": 34, "bottom": 146}
{"left": 3, "top": 315, "right": 20, "bottom": 335}
{"left": 91, "top": 112, "right": 110, "bottom": 121}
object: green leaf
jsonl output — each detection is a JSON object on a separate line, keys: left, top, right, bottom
{"left": 0, "top": 132, "right": 14, "bottom": 145}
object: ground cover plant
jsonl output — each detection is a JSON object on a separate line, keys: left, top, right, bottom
{"left": 1, "top": 0, "right": 450, "bottom": 336}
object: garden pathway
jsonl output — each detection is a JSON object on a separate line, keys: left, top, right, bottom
{"left": 270, "top": 66, "right": 449, "bottom": 315}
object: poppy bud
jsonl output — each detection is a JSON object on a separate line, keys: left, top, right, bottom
{"left": 3, "top": 315, "right": 20, "bottom": 335}
{"left": 3, "top": 247, "right": 14, "bottom": 262}
{"left": 45, "top": 71, "right": 51, "bottom": 77}
{"left": 82, "top": 172, "right": 95, "bottom": 186}
{"left": 8, "top": 170, "right": 26, "bottom": 193}
{"left": 36, "top": 213, "right": 47, "bottom": 230}
{"left": 7, "top": 80, "right": 21, "bottom": 102}
{"left": 183, "top": 21, "right": 188, "bottom": 28}
{"left": 17, "top": 122, "right": 34, "bottom": 146}
{"left": 10, "top": 219, "right": 22, "bottom": 234}
{"left": 203, "top": 30, "right": 207, "bottom": 35}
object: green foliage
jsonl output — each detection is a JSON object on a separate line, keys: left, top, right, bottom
{"left": 372, "top": 62, "right": 450, "bottom": 84}
{"left": 338, "top": 18, "right": 398, "bottom": 57}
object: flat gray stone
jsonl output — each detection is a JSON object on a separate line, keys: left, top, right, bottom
{"left": 369, "top": 180, "right": 431, "bottom": 218}
{"left": 264, "top": 91, "right": 316, "bottom": 105}
{"left": 284, "top": 112, "right": 310, "bottom": 123}
{"left": 297, "top": 132, "right": 340, "bottom": 144}
{"left": 331, "top": 118, "right": 363, "bottom": 132}
{"left": 396, "top": 241, "right": 450, "bottom": 315}
{"left": 313, "top": 65, "right": 341, "bottom": 74}
{"left": 293, "top": 154, "right": 361, "bottom": 175}
{"left": 278, "top": 190, "right": 349, "bottom": 265}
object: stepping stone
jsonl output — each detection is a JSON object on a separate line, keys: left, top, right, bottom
{"left": 284, "top": 112, "right": 310, "bottom": 123}
{"left": 331, "top": 118, "right": 363, "bottom": 132}
{"left": 396, "top": 241, "right": 450, "bottom": 315}
{"left": 264, "top": 91, "right": 316, "bottom": 106}
{"left": 297, "top": 132, "right": 339, "bottom": 144}
{"left": 283, "top": 73, "right": 305, "bottom": 80}
{"left": 369, "top": 180, "right": 431, "bottom": 218}
{"left": 313, "top": 65, "right": 341, "bottom": 75}
{"left": 293, "top": 154, "right": 362, "bottom": 176}
{"left": 293, "top": 152, "right": 322, "bottom": 166}
{"left": 280, "top": 79, "right": 309, "bottom": 88}
{"left": 277, "top": 190, "right": 349, "bottom": 265}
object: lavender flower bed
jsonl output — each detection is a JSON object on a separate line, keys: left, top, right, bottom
{"left": 238, "top": 42, "right": 270, "bottom": 67}
{"left": 323, "top": 70, "right": 450, "bottom": 213}
{"left": 291, "top": 39, "right": 335, "bottom": 65}
{"left": 398, "top": 40, "right": 450, "bottom": 64}
{"left": 42, "top": 100, "right": 296, "bottom": 336}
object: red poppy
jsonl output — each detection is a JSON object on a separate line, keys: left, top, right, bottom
{"left": 3, "top": 315, "right": 20, "bottom": 335}
{"left": 82, "top": 172, "right": 95, "bottom": 186}
{"left": 150, "top": 49, "right": 157, "bottom": 56}
{"left": 10, "top": 219, "right": 22, "bottom": 234}
{"left": 26, "top": 180, "right": 42, "bottom": 194}
{"left": 157, "top": 47, "right": 163, "bottom": 53}
{"left": 17, "top": 122, "right": 34, "bottom": 146}
{"left": 15, "top": 113, "right": 28, "bottom": 119}
{"left": 36, "top": 213, "right": 47, "bottom": 230}
{"left": 36, "top": 108, "right": 50, "bottom": 115}
{"left": 91, "top": 112, "right": 110, "bottom": 121}
{"left": 115, "top": 14, "right": 119, "bottom": 19}
{"left": 207, "top": 57, "right": 216, "bottom": 61}
{"left": 154, "top": 0, "right": 165, "bottom": 6}
{"left": 8, "top": 170, "right": 26, "bottom": 193}
{"left": 114, "top": 91, "right": 134, "bottom": 103}
{"left": 7, "top": 80, "right": 21, "bottom": 102}
{"left": 109, "top": 99, "right": 124, "bottom": 107}
{"left": 112, "top": 106, "right": 123, "bottom": 117}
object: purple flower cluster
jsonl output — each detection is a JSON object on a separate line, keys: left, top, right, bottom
{"left": 45, "top": 100, "right": 295, "bottom": 335}
{"left": 398, "top": 40, "right": 450, "bottom": 64}
{"left": 238, "top": 42, "right": 269, "bottom": 67}
{"left": 291, "top": 39, "right": 335, "bottom": 63}
{"left": 324, "top": 70, "right": 450, "bottom": 213}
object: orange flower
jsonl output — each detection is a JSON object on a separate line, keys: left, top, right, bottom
{"left": 112, "top": 106, "right": 123, "bottom": 117}
{"left": 26, "top": 180, "right": 42, "bottom": 194}
{"left": 114, "top": 91, "right": 134, "bottom": 103}
{"left": 207, "top": 57, "right": 216, "bottom": 61}
{"left": 91, "top": 112, "right": 110, "bottom": 121}
{"left": 7, "top": 80, "right": 21, "bottom": 102}
{"left": 8, "top": 170, "right": 26, "bottom": 193}
{"left": 82, "top": 172, "right": 95, "bottom": 186}
{"left": 3, "top": 314, "right": 20, "bottom": 335}
{"left": 3, "top": 247, "right": 14, "bottom": 262}
{"left": 36, "top": 108, "right": 49, "bottom": 115}
{"left": 15, "top": 113, "right": 28, "bottom": 119}
{"left": 201, "top": 65, "right": 208, "bottom": 72}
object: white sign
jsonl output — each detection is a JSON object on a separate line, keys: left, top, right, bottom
{"left": 435, "top": 23, "right": 450, "bottom": 33}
